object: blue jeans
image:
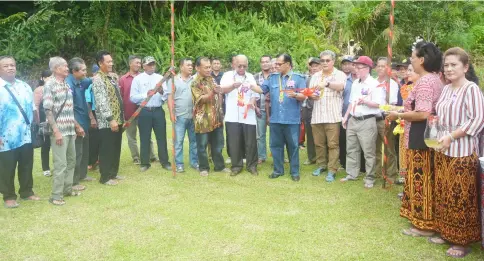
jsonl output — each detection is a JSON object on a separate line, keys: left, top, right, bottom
{"left": 270, "top": 123, "right": 300, "bottom": 177}
{"left": 256, "top": 110, "right": 267, "bottom": 160}
{"left": 196, "top": 127, "right": 225, "bottom": 172}
{"left": 174, "top": 117, "right": 198, "bottom": 167}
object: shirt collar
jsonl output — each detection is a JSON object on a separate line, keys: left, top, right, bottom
{"left": 177, "top": 74, "right": 193, "bottom": 82}
{"left": 281, "top": 70, "right": 293, "bottom": 78}
{"left": 67, "top": 74, "right": 81, "bottom": 86}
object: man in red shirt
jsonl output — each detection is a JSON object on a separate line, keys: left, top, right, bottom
{"left": 119, "top": 55, "right": 156, "bottom": 164}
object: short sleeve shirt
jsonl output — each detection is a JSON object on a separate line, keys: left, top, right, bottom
{"left": 43, "top": 78, "right": 76, "bottom": 136}
{"left": 261, "top": 71, "right": 305, "bottom": 125}
{"left": 221, "top": 71, "right": 258, "bottom": 125}
{"left": 163, "top": 74, "right": 194, "bottom": 119}
{"left": 309, "top": 68, "right": 347, "bottom": 124}
{"left": 0, "top": 79, "right": 34, "bottom": 152}
{"left": 349, "top": 76, "right": 384, "bottom": 117}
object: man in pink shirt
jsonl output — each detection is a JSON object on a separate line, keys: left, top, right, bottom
{"left": 119, "top": 55, "right": 156, "bottom": 164}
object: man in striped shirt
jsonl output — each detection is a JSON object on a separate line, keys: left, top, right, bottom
{"left": 308, "top": 50, "right": 347, "bottom": 182}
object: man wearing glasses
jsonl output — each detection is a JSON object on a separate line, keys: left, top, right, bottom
{"left": 259, "top": 54, "right": 307, "bottom": 182}
{"left": 341, "top": 56, "right": 383, "bottom": 189}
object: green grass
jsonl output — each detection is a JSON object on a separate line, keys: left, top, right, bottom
{"left": 1, "top": 118, "right": 483, "bottom": 261}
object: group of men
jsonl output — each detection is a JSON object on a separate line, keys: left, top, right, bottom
{"left": 0, "top": 48, "right": 409, "bottom": 207}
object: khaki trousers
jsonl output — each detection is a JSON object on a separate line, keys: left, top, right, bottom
{"left": 51, "top": 135, "right": 76, "bottom": 200}
{"left": 346, "top": 117, "right": 377, "bottom": 184}
{"left": 311, "top": 122, "right": 340, "bottom": 172}
{"left": 375, "top": 120, "right": 398, "bottom": 182}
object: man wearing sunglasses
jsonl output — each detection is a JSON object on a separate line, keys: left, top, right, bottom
{"left": 308, "top": 50, "right": 347, "bottom": 182}
{"left": 259, "top": 53, "right": 307, "bottom": 182}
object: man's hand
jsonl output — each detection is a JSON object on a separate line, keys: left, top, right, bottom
{"left": 147, "top": 90, "right": 156, "bottom": 97}
{"left": 309, "top": 93, "right": 320, "bottom": 100}
{"left": 287, "top": 90, "right": 297, "bottom": 98}
{"left": 54, "top": 130, "right": 63, "bottom": 146}
{"left": 76, "top": 126, "right": 85, "bottom": 137}
{"left": 342, "top": 118, "right": 348, "bottom": 130}
{"left": 157, "top": 88, "right": 164, "bottom": 95}
{"left": 357, "top": 98, "right": 366, "bottom": 105}
{"left": 213, "top": 85, "right": 222, "bottom": 94}
{"left": 109, "top": 120, "right": 119, "bottom": 132}
{"left": 170, "top": 112, "right": 176, "bottom": 123}
{"left": 233, "top": 82, "right": 242, "bottom": 89}
{"left": 90, "top": 118, "right": 97, "bottom": 129}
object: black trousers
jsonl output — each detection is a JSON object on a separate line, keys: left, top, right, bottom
{"left": 0, "top": 143, "right": 34, "bottom": 201}
{"left": 339, "top": 125, "right": 366, "bottom": 172}
{"left": 98, "top": 128, "right": 122, "bottom": 184}
{"left": 89, "top": 127, "right": 100, "bottom": 165}
{"left": 226, "top": 122, "right": 257, "bottom": 172}
{"left": 138, "top": 107, "right": 169, "bottom": 167}
{"left": 41, "top": 135, "right": 51, "bottom": 171}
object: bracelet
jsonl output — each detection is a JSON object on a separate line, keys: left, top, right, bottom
{"left": 449, "top": 132, "right": 455, "bottom": 142}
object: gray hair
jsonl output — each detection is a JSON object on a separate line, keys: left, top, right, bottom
{"left": 319, "top": 50, "right": 336, "bottom": 61}
{"left": 49, "top": 56, "right": 67, "bottom": 73}
{"left": 235, "top": 54, "right": 248, "bottom": 64}
{"left": 68, "top": 57, "right": 85, "bottom": 73}
{"left": 0, "top": 55, "right": 15, "bottom": 63}
{"left": 128, "top": 55, "right": 141, "bottom": 63}
{"left": 377, "top": 57, "right": 388, "bottom": 63}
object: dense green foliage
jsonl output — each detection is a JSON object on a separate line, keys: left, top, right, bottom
{"left": 1, "top": 1, "right": 483, "bottom": 79}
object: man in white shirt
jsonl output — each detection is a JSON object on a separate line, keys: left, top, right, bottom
{"left": 220, "top": 55, "right": 261, "bottom": 176}
{"left": 375, "top": 57, "right": 399, "bottom": 183}
{"left": 130, "top": 56, "right": 170, "bottom": 172}
{"left": 308, "top": 50, "right": 347, "bottom": 182}
{"left": 341, "top": 56, "right": 383, "bottom": 188}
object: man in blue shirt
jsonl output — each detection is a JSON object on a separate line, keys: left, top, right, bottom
{"left": 66, "top": 58, "right": 95, "bottom": 190}
{"left": 130, "top": 56, "right": 171, "bottom": 172}
{"left": 0, "top": 56, "right": 40, "bottom": 208}
{"left": 260, "top": 54, "right": 307, "bottom": 182}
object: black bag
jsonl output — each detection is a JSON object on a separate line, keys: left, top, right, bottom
{"left": 2, "top": 85, "right": 43, "bottom": 148}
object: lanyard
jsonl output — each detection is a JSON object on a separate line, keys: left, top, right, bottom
{"left": 278, "top": 73, "right": 293, "bottom": 103}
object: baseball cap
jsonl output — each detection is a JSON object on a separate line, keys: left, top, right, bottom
{"left": 341, "top": 55, "right": 354, "bottom": 63}
{"left": 143, "top": 56, "right": 156, "bottom": 65}
{"left": 353, "top": 56, "right": 373, "bottom": 68}
{"left": 308, "top": 57, "right": 321, "bottom": 65}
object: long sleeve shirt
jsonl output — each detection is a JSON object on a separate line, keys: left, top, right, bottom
{"left": 130, "top": 72, "right": 165, "bottom": 107}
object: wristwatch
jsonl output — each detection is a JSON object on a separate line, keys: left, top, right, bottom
{"left": 325, "top": 81, "right": 330, "bottom": 88}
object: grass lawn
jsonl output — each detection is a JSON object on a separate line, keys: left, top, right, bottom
{"left": 1, "top": 118, "right": 483, "bottom": 261}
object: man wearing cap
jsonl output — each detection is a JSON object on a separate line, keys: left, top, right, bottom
{"left": 130, "top": 56, "right": 171, "bottom": 172}
{"left": 119, "top": 55, "right": 157, "bottom": 165}
{"left": 341, "top": 56, "right": 383, "bottom": 188}
{"left": 301, "top": 57, "right": 320, "bottom": 166}
{"left": 340, "top": 55, "right": 354, "bottom": 76}
{"left": 309, "top": 50, "right": 347, "bottom": 182}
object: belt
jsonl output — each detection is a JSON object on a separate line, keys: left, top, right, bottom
{"left": 142, "top": 106, "right": 161, "bottom": 111}
{"left": 375, "top": 114, "right": 384, "bottom": 121}
{"left": 351, "top": 114, "right": 376, "bottom": 121}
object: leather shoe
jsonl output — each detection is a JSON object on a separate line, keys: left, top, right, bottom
{"left": 249, "top": 169, "right": 259, "bottom": 176}
{"left": 291, "top": 176, "right": 300, "bottom": 182}
{"left": 140, "top": 166, "right": 150, "bottom": 172}
{"left": 269, "top": 173, "right": 282, "bottom": 179}
{"left": 162, "top": 163, "right": 172, "bottom": 170}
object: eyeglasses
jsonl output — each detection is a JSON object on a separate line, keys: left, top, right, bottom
{"left": 320, "top": 59, "right": 332, "bottom": 63}
{"left": 275, "top": 62, "right": 287, "bottom": 66}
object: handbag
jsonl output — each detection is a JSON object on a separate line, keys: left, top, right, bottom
{"left": 38, "top": 88, "right": 69, "bottom": 136}
{"left": 2, "top": 85, "right": 42, "bottom": 148}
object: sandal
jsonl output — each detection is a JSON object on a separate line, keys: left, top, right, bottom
{"left": 65, "top": 191, "right": 81, "bottom": 197}
{"left": 428, "top": 236, "right": 446, "bottom": 245}
{"left": 402, "top": 227, "right": 434, "bottom": 237}
{"left": 49, "top": 198, "right": 66, "bottom": 206}
{"left": 446, "top": 246, "right": 471, "bottom": 258}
